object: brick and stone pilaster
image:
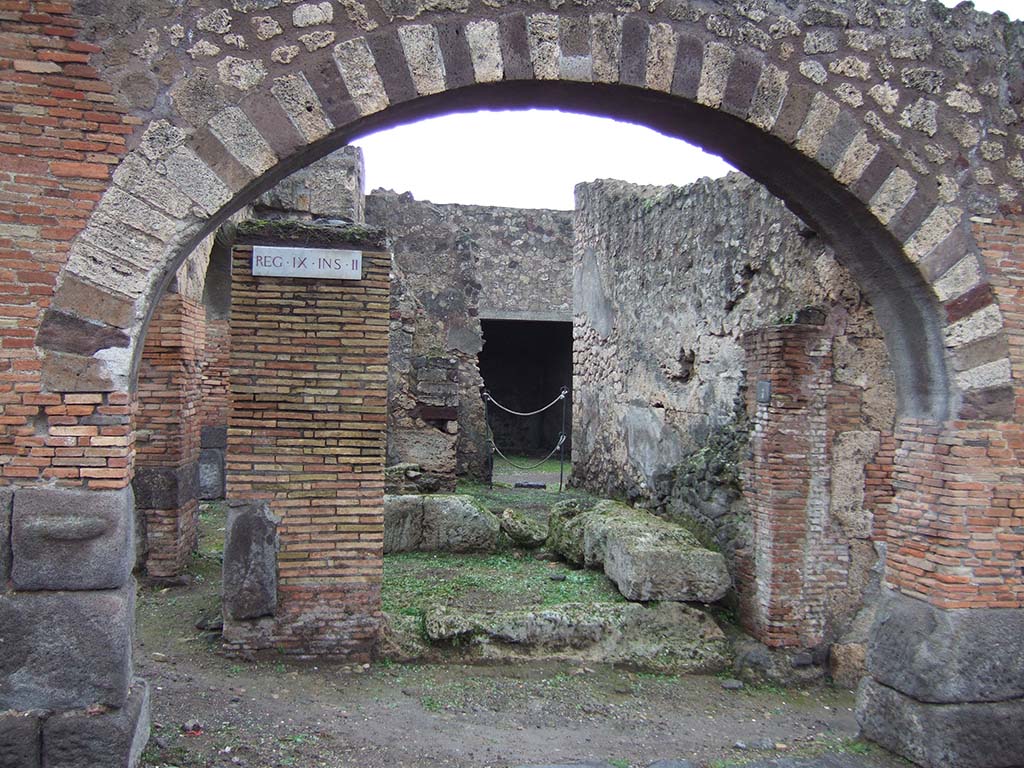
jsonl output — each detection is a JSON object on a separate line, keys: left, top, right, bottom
{"left": 134, "top": 292, "right": 204, "bottom": 578}
{"left": 222, "top": 221, "right": 389, "bottom": 659}
{"left": 857, "top": 214, "right": 1024, "bottom": 766}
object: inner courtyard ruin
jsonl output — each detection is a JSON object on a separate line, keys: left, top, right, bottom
{"left": 1, "top": 1, "right": 1023, "bottom": 766}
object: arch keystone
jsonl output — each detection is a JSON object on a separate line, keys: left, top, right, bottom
{"left": 955, "top": 357, "right": 1013, "bottom": 392}
{"left": 111, "top": 154, "right": 193, "bottom": 220}
{"left": 645, "top": 22, "right": 677, "bottom": 93}
{"left": 795, "top": 92, "right": 840, "bottom": 157}
{"left": 747, "top": 63, "right": 787, "bottom": 132}
{"left": 162, "top": 146, "right": 234, "bottom": 215}
{"left": 870, "top": 167, "right": 918, "bottom": 226}
{"left": 833, "top": 129, "right": 879, "bottom": 186}
{"left": 207, "top": 106, "right": 279, "bottom": 176}
{"left": 934, "top": 256, "right": 983, "bottom": 304}
{"left": 696, "top": 41, "right": 734, "bottom": 109}
{"left": 527, "top": 13, "right": 560, "bottom": 80}
{"left": 905, "top": 205, "right": 964, "bottom": 262}
{"left": 944, "top": 303, "right": 1004, "bottom": 348}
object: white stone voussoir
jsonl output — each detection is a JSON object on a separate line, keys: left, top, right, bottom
{"left": 333, "top": 38, "right": 389, "bottom": 116}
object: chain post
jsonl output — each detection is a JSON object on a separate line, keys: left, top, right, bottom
{"left": 558, "top": 385, "right": 568, "bottom": 493}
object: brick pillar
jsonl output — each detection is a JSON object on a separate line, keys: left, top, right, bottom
{"left": 134, "top": 292, "right": 204, "bottom": 578}
{"left": 741, "top": 323, "right": 849, "bottom": 648}
{"left": 223, "top": 222, "right": 389, "bottom": 659}
{"left": 857, "top": 214, "right": 1024, "bottom": 767}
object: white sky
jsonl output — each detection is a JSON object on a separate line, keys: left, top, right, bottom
{"left": 353, "top": 0, "right": 1018, "bottom": 210}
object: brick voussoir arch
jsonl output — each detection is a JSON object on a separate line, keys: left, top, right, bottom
{"left": 7, "top": 2, "right": 1024, "bottom": 766}
{"left": 38, "top": 4, "right": 1019, "bottom": 426}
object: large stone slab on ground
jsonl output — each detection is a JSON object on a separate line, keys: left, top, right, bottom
{"left": 0, "top": 711, "right": 41, "bottom": 768}
{"left": 421, "top": 495, "right": 500, "bottom": 553}
{"left": 500, "top": 508, "right": 547, "bottom": 548}
{"left": 0, "top": 583, "right": 135, "bottom": 710}
{"left": 383, "top": 494, "right": 424, "bottom": 553}
{"left": 0, "top": 488, "right": 11, "bottom": 584}
{"left": 423, "top": 601, "right": 730, "bottom": 673}
{"left": 385, "top": 494, "right": 500, "bottom": 553}
{"left": 223, "top": 500, "right": 279, "bottom": 621}
{"left": 11, "top": 487, "right": 134, "bottom": 591}
{"left": 548, "top": 500, "right": 730, "bottom": 603}
{"left": 856, "top": 676, "right": 1024, "bottom": 768}
{"left": 868, "top": 588, "right": 1024, "bottom": 703}
{"left": 42, "top": 679, "right": 150, "bottom": 768}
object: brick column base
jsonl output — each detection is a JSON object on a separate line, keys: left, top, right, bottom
{"left": 857, "top": 589, "right": 1024, "bottom": 767}
{"left": 133, "top": 463, "right": 200, "bottom": 578}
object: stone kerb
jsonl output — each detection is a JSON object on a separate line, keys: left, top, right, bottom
{"left": 33, "top": 1, "right": 1022, "bottom": 431}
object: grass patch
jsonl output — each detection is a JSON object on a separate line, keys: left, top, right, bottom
{"left": 382, "top": 551, "right": 624, "bottom": 619}
{"left": 492, "top": 453, "right": 572, "bottom": 477}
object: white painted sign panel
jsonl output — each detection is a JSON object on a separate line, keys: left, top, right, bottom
{"left": 252, "top": 245, "right": 363, "bottom": 280}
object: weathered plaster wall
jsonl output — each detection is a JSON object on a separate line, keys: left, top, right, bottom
{"left": 573, "top": 173, "right": 894, "bottom": 494}
{"left": 365, "top": 190, "right": 574, "bottom": 481}
{"left": 572, "top": 173, "right": 896, "bottom": 658}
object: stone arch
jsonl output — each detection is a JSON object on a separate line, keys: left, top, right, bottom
{"left": 36, "top": 1, "right": 1021, "bottom": 425}
{"left": 3, "top": 2, "right": 1023, "bottom": 766}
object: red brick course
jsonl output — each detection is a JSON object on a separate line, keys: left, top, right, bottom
{"left": 0, "top": 1, "right": 138, "bottom": 488}
{"left": 135, "top": 291, "right": 205, "bottom": 577}
{"left": 741, "top": 324, "right": 892, "bottom": 647}
{"left": 200, "top": 316, "right": 230, "bottom": 429}
{"left": 883, "top": 213, "right": 1024, "bottom": 610}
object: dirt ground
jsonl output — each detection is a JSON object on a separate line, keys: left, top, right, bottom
{"left": 137, "top": 502, "right": 905, "bottom": 768}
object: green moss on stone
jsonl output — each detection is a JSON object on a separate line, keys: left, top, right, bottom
{"left": 235, "top": 218, "right": 388, "bottom": 250}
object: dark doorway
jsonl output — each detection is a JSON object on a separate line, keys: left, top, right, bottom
{"left": 479, "top": 319, "right": 573, "bottom": 458}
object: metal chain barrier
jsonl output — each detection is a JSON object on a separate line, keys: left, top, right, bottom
{"left": 484, "top": 386, "right": 569, "bottom": 491}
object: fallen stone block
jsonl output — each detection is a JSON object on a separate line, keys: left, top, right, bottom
{"left": 223, "top": 500, "right": 279, "bottom": 621}
{"left": 42, "top": 678, "right": 150, "bottom": 768}
{"left": 547, "top": 500, "right": 591, "bottom": 566}
{"left": 420, "top": 495, "right": 500, "bottom": 553}
{"left": 11, "top": 486, "right": 134, "bottom": 591}
{"left": 499, "top": 508, "right": 547, "bottom": 548}
{"left": 383, "top": 494, "right": 424, "bottom": 553}
{"left": 547, "top": 500, "right": 731, "bottom": 603}
{"left": 0, "top": 583, "right": 135, "bottom": 711}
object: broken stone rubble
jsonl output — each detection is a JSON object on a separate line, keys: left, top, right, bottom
{"left": 548, "top": 499, "right": 731, "bottom": 604}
